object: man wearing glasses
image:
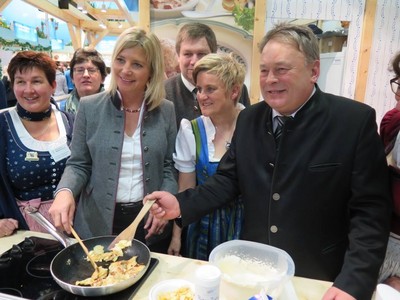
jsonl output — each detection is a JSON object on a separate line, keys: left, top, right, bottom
{"left": 379, "top": 51, "right": 400, "bottom": 292}
{"left": 64, "top": 48, "right": 107, "bottom": 114}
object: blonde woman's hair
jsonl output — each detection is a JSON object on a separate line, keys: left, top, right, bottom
{"left": 192, "top": 53, "right": 246, "bottom": 104}
{"left": 107, "top": 27, "right": 165, "bottom": 110}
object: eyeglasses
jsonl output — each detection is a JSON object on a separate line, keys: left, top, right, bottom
{"left": 73, "top": 67, "right": 99, "bottom": 76}
{"left": 390, "top": 78, "right": 400, "bottom": 95}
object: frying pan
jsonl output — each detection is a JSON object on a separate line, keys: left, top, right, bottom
{"left": 26, "top": 207, "right": 151, "bottom": 297}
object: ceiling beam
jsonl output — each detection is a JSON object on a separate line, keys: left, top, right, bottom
{"left": 91, "top": 8, "right": 128, "bottom": 20}
{"left": 87, "top": 29, "right": 109, "bottom": 48}
{"left": 0, "top": 0, "right": 12, "bottom": 12}
{"left": 67, "top": 23, "right": 83, "bottom": 49}
{"left": 4, "top": 0, "right": 136, "bottom": 49}
{"left": 21, "top": 0, "right": 83, "bottom": 27}
{"left": 113, "top": 0, "right": 135, "bottom": 25}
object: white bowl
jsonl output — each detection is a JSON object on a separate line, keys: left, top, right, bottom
{"left": 209, "top": 240, "right": 295, "bottom": 299}
{"left": 149, "top": 279, "right": 195, "bottom": 300}
{"left": 375, "top": 284, "right": 400, "bottom": 300}
{"left": 150, "top": 0, "right": 199, "bottom": 20}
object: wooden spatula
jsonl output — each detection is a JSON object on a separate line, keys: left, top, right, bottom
{"left": 70, "top": 226, "right": 99, "bottom": 272}
{"left": 108, "top": 199, "right": 156, "bottom": 249}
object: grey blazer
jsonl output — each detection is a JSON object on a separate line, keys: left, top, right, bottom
{"left": 56, "top": 91, "right": 178, "bottom": 238}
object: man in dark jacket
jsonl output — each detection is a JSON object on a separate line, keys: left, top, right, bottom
{"left": 147, "top": 23, "right": 392, "bottom": 300}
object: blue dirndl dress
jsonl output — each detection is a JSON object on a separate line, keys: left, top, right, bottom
{"left": 185, "top": 117, "right": 244, "bottom": 260}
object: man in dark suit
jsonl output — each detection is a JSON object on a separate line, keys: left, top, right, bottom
{"left": 165, "top": 22, "right": 250, "bottom": 127}
{"left": 147, "top": 23, "right": 392, "bottom": 300}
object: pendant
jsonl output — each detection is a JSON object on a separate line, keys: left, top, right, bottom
{"left": 25, "top": 151, "right": 39, "bottom": 161}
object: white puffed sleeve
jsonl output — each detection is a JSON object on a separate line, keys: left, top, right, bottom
{"left": 173, "top": 119, "right": 196, "bottom": 173}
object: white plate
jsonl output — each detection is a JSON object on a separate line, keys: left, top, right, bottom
{"left": 149, "top": 279, "right": 195, "bottom": 300}
{"left": 151, "top": 0, "right": 200, "bottom": 20}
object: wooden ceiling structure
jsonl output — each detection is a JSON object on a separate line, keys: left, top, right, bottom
{"left": 0, "top": 0, "right": 150, "bottom": 49}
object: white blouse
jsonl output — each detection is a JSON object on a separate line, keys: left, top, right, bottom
{"left": 9, "top": 104, "right": 68, "bottom": 153}
{"left": 173, "top": 115, "right": 220, "bottom": 174}
{"left": 116, "top": 101, "right": 145, "bottom": 203}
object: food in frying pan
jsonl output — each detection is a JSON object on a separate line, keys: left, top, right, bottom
{"left": 76, "top": 256, "right": 145, "bottom": 286}
{"left": 75, "top": 240, "right": 145, "bottom": 287}
{"left": 157, "top": 286, "right": 195, "bottom": 300}
{"left": 87, "top": 239, "right": 132, "bottom": 262}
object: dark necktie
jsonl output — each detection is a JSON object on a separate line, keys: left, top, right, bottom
{"left": 192, "top": 88, "right": 199, "bottom": 111}
{"left": 274, "top": 115, "right": 290, "bottom": 144}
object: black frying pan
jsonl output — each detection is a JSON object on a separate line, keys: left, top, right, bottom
{"left": 26, "top": 208, "right": 151, "bottom": 297}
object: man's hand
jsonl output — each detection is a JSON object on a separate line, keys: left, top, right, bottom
{"left": 143, "top": 191, "right": 181, "bottom": 220}
{"left": 322, "top": 286, "right": 356, "bottom": 300}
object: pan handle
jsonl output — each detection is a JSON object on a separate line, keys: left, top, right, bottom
{"left": 25, "top": 206, "right": 76, "bottom": 248}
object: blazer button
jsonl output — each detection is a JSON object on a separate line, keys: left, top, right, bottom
{"left": 268, "top": 162, "right": 274, "bottom": 168}
{"left": 270, "top": 225, "right": 278, "bottom": 233}
{"left": 142, "top": 131, "right": 147, "bottom": 136}
{"left": 145, "top": 177, "right": 150, "bottom": 182}
{"left": 143, "top": 146, "right": 149, "bottom": 152}
{"left": 145, "top": 162, "right": 150, "bottom": 167}
{"left": 272, "top": 193, "right": 280, "bottom": 201}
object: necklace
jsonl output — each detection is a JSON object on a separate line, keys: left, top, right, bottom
{"left": 121, "top": 106, "right": 141, "bottom": 113}
{"left": 31, "top": 120, "right": 52, "bottom": 139}
{"left": 215, "top": 127, "right": 233, "bottom": 150}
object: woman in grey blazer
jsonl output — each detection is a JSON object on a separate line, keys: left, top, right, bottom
{"left": 49, "top": 27, "right": 178, "bottom": 253}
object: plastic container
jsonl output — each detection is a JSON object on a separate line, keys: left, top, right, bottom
{"left": 209, "top": 240, "right": 295, "bottom": 299}
{"left": 195, "top": 264, "right": 221, "bottom": 300}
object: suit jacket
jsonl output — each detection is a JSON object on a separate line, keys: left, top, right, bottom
{"left": 56, "top": 91, "right": 178, "bottom": 238}
{"left": 165, "top": 74, "right": 251, "bottom": 127}
{"left": 178, "top": 86, "right": 391, "bottom": 299}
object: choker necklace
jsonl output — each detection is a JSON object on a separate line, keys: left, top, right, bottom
{"left": 121, "top": 106, "right": 141, "bottom": 113}
{"left": 16, "top": 103, "right": 52, "bottom": 121}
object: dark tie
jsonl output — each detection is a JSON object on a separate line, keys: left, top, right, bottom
{"left": 274, "top": 115, "right": 290, "bottom": 144}
{"left": 192, "top": 88, "right": 199, "bottom": 111}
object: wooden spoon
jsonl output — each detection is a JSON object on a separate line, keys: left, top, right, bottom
{"left": 70, "top": 226, "right": 99, "bottom": 272}
{"left": 108, "top": 199, "right": 156, "bottom": 249}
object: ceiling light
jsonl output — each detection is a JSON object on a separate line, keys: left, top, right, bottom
{"left": 82, "top": 8, "right": 88, "bottom": 14}
{"left": 101, "top": 2, "right": 107, "bottom": 13}
{"left": 118, "top": 22, "right": 122, "bottom": 28}
{"left": 99, "top": 21, "right": 107, "bottom": 29}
